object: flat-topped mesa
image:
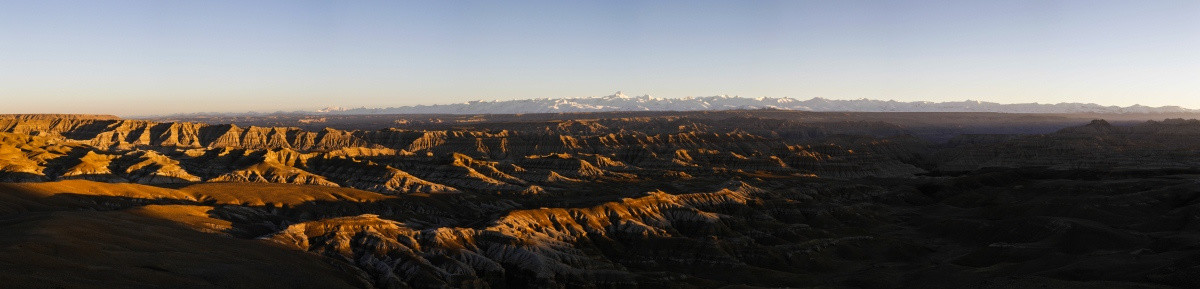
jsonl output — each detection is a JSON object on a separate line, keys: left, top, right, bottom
{"left": 0, "top": 116, "right": 118, "bottom": 137}
{"left": 0, "top": 114, "right": 121, "bottom": 120}
{"left": 1057, "top": 119, "right": 1119, "bottom": 135}
{"left": 0, "top": 116, "right": 393, "bottom": 152}
{"left": 938, "top": 118, "right": 1200, "bottom": 171}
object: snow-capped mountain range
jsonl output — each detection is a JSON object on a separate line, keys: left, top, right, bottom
{"left": 313, "top": 92, "right": 1196, "bottom": 115}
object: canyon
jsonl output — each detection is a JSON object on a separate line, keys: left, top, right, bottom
{"left": 2, "top": 111, "right": 1200, "bottom": 288}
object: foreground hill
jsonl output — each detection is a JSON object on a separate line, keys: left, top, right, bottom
{"left": 3, "top": 113, "right": 1200, "bottom": 288}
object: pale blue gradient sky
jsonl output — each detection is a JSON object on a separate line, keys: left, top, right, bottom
{"left": 1, "top": 0, "right": 1198, "bottom": 115}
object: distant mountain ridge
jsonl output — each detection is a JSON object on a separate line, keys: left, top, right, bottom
{"left": 322, "top": 92, "right": 1198, "bottom": 115}
{"left": 163, "top": 92, "right": 1199, "bottom": 117}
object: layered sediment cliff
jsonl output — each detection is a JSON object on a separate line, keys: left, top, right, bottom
{"left": 5, "top": 114, "right": 1200, "bottom": 288}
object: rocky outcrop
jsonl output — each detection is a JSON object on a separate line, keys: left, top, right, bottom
{"left": 308, "top": 157, "right": 458, "bottom": 195}
{"left": 57, "top": 151, "right": 126, "bottom": 182}
{"left": 210, "top": 162, "right": 338, "bottom": 187}
{"left": 265, "top": 186, "right": 801, "bottom": 288}
{"left": 111, "top": 150, "right": 202, "bottom": 184}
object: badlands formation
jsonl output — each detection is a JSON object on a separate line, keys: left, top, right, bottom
{"left": 3, "top": 111, "right": 1200, "bottom": 288}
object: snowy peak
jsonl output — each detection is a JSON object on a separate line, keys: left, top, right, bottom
{"left": 312, "top": 94, "right": 1195, "bottom": 115}
{"left": 316, "top": 106, "right": 349, "bottom": 113}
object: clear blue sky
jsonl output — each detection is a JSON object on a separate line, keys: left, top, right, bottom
{"left": 1, "top": 0, "right": 1198, "bottom": 115}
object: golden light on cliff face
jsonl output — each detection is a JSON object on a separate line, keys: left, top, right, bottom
{"left": 1, "top": 0, "right": 1196, "bottom": 286}
{"left": 2, "top": 110, "right": 1198, "bottom": 287}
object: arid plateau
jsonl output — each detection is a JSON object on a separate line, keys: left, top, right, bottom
{"left": 3, "top": 111, "right": 1200, "bottom": 288}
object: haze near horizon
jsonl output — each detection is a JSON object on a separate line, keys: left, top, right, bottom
{"left": 1, "top": 0, "right": 1198, "bottom": 115}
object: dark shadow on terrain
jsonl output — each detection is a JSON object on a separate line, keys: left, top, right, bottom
{"left": 59, "top": 119, "right": 120, "bottom": 140}
{"left": 0, "top": 172, "right": 47, "bottom": 182}
{"left": 38, "top": 193, "right": 198, "bottom": 211}
{"left": 108, "top": 155, "right": 203, "bottom": 185}
{"left": 923, "top": 166, "right": 1200, "bottom": 179}
{"left": 146, "top": 122, "right": 177, "bottom": 143}
{"left": 11, "top": 189, "right": 499, "bottom": 238}
{"left": 0, "top": 198, "right": 370, "bottom": 288}
{"left": 895, "top": 168, "right": 1200, "bottom": 288}
{"left": 13, "top": 192, "right": 388, "bottom": 238}
{"left": 197, "top": 124, "right": 235, "bottom": 145}
{"left": 7, "top": 165, "right": 1200, "bottom": 288}
{"left": 38, "top": 148, "right": 93, "bottom": 178}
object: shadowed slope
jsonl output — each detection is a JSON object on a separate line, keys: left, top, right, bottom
{"left": 0, "top": 182, "right": 370, "bottom": 289}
